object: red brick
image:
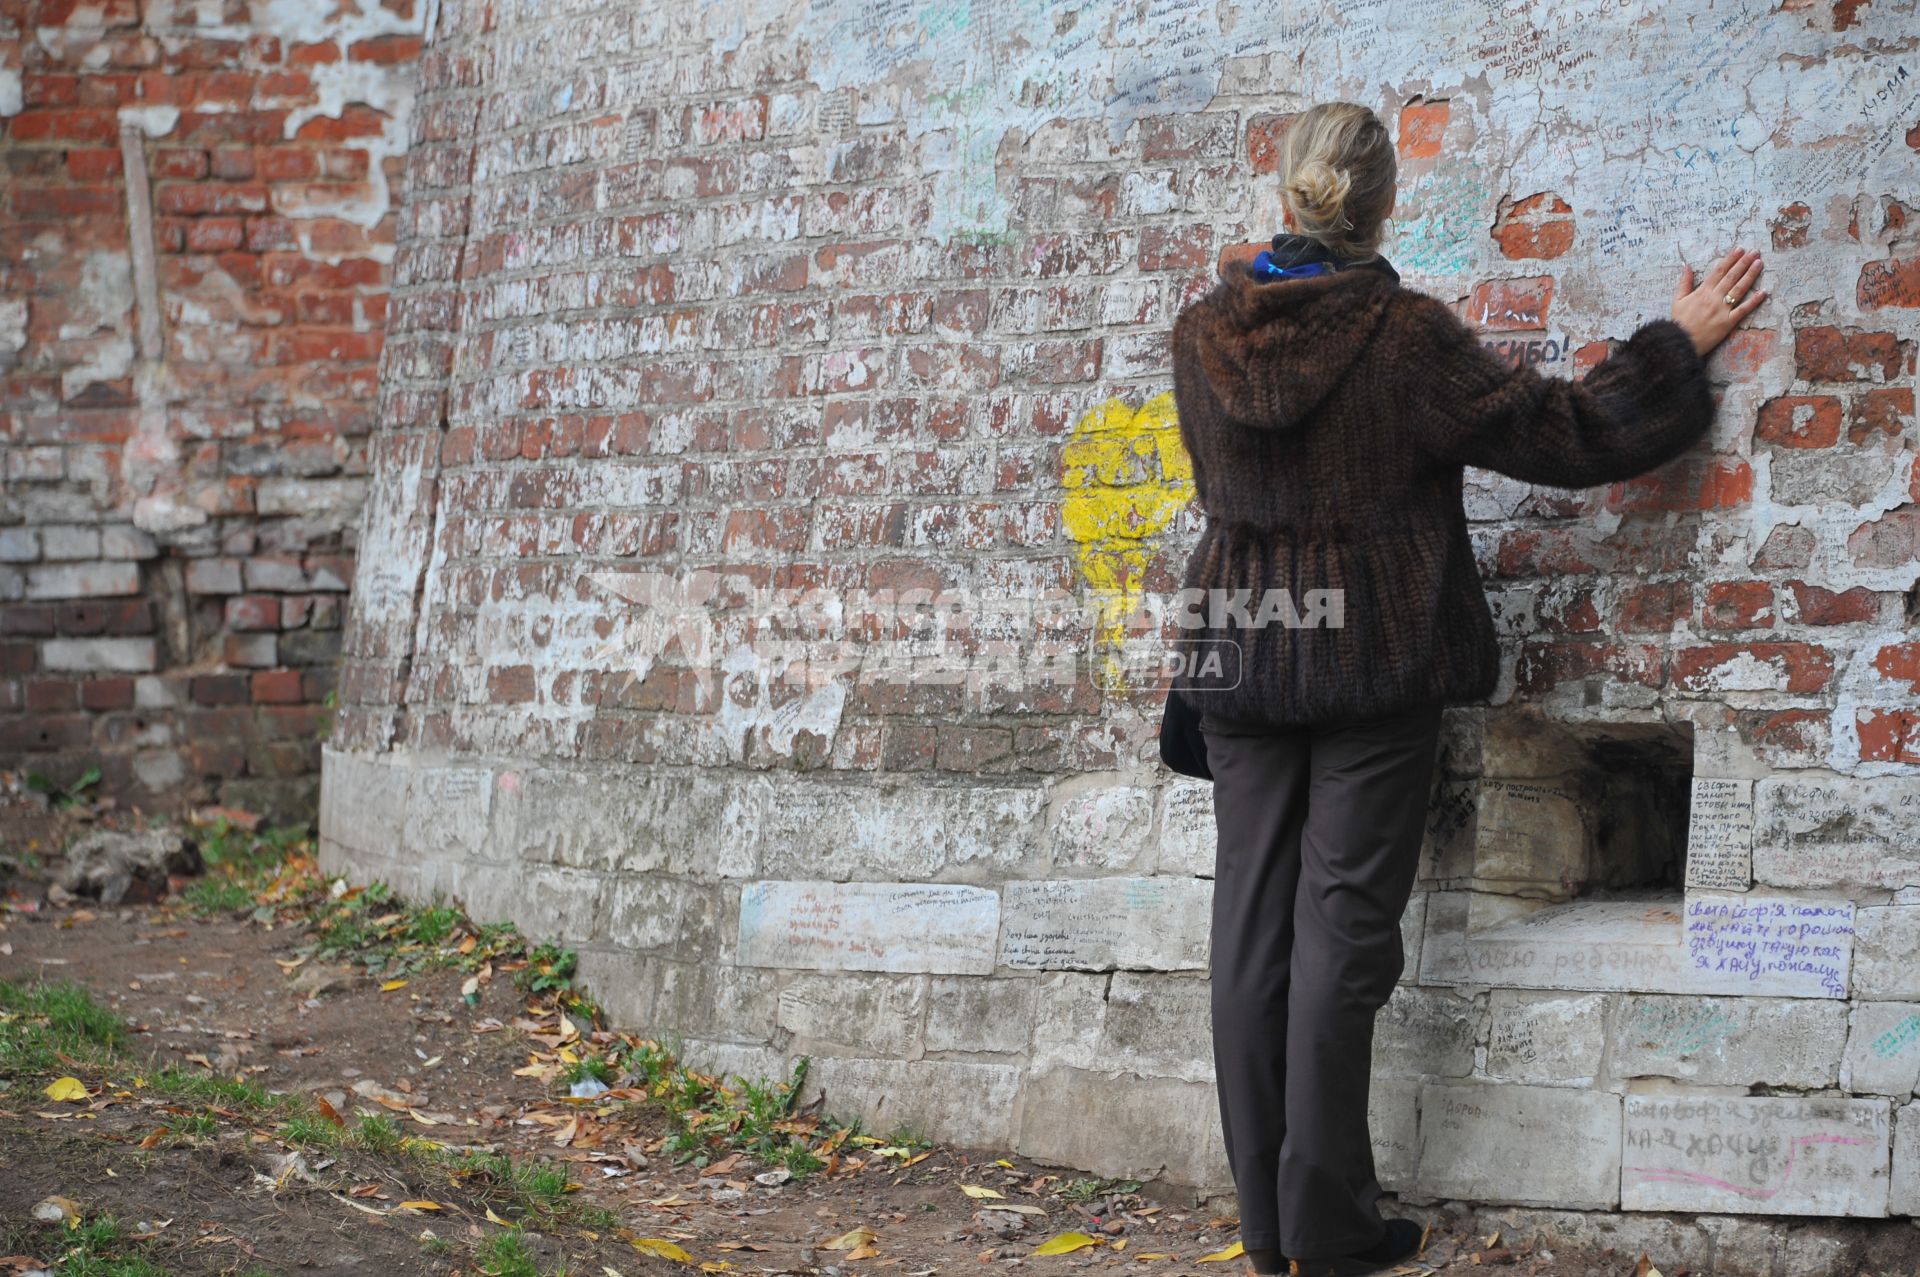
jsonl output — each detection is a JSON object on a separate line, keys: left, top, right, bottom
{"left": 12, "top": 187, "right": 122, "bottom": 219}
{"left": 251, "top": 669, "right": 304, "bottom": 703}
{"left": 7, "top": 108, "right": 119, "bottom": 143}
{"left": 259, "top": 147, "right": 319, "bottom": 181}
{"left": 1794, "top": 324, "right": 1909, "bottom": 382}
{"left": 1246, "top": 112, "right": 1294, "bottom": 175}
{"left": 209, "top": 147, "right": 257, "bottom": 180}
{"left": 156, "top": 182, "right": 269, "bottom": 216}
{"left": 288, "top": 41, "right": 341, "bottom": 66}
{"left": 1398, "top": 100, "right": 1449, "bottom": 158}
{"left": 1771, "top": 202, "right": 1812, "bottom": 249}
{"left": 225, "top": 595, "right": 281, "bottom": 631}
{"left": 1851, "top": 387, "right": 1913, "bottom": 441}
{"left": 1467, "top": 276, "right": 1553, "bottom": 331}
{"left": 1492, "top": 192, "right": 1575, "bottom": 261}
{"left": 1754, "top": 394, "right": 1842, "bottom": 447}
{"left": 153, "top": 148, "right": 210, "bottom": 179}
{"left": 1875, "top": 641, "right": 1920, "bottom": 692}
{"left": 348, "top": 34, "right": 424, "bottom": 64}
{"left": 1617, "top": 582, "right": 1691, "bottom": 632}
{"left": 65, "top": 148, "right": 123, "bottom": 180}
{"left": 1702, "top": 581, "right": 1776, "bottom": 630}
{"left": 25, "top": 678, "right": 77, "bottom": 713}
{"left": 185, "top": 218, "right": 247, "bottom": 252}
{"left": 0, "top": 715, "right": 91, "bottom": 752}
{"left": 1856, "top": 708, "right": 1920, "bottom": 764}
{"left": 488, "top": 664, "right": 537, "bottom": 703}
{"left": 1786, "top": 581, "right": 1880, "bottom": 625}
{"left": 81, "top": 677, "right": 134, "bottom": 710}
{"left": 1671, "top": 643, "right": 1835, "bottom": 694}
{"left": 190, "top": 673, "right": 250, "bottom": 705}
{"left": 294, "top": 105, "right": 392, "bottom": 142}
{"left": 1859, "top": 255, "right": 1920, "bottom": 310}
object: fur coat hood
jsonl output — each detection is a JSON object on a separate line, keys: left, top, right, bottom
{"left": 1181, "top": 233, "right": 1404, "bottom": 433}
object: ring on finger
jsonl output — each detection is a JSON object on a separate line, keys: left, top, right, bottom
{"left": 1724, "top": 290, "right": 1737, "bottom": 307}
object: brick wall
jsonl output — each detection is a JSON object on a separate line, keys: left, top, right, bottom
{"left": 0, "top": 0, "right": 425, "bottom": 819}
{"left": 320, "top": 0, "right": 1920, "bottom": 1242}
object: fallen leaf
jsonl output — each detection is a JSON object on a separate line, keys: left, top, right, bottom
{"left": 979, "top": 1203, "right": 1046, "bottom": 1217}
{"left": 1035, "top": 1232, "right": 1103, "bottom": 1256}
{"left": 351, "top": 1184, "right": 385, "bottom": 1199}
{"left": 381, "top": 979, "right": 408, "bottom": 992}
{"left": 397, "top": 1200, "right": 443, "bottom": 1212}
{"left": 847, "top": 1245, "right": 879, "bottom": 1260}
{"left": 821, "top": 1226, "right": 877, "bottom": 1251}
{"left": 32, "top": 1196, "right": 80, "bottom": 1223}
{"left": 960, "top": 1184, "right": 1006, "bottom": 1199}
{"left": 632, "top": 1238, "right": 693, "bottom": 1262}
{"left": 1194, "top": 1240, "right": 1244, "bottom": 1263}
{"left": 458, "top": 935, "right": 477, "bottom": 955}
{"left": 486, "top": 1207, "right": 511, "bottom": 1225}
{"left": 44, "top": 1076, "right": 89, "bottom": 1103}
{"left": 315, "top": 1095, "right": 346, "bottom": 1128}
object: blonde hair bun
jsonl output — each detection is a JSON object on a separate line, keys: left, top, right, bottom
{"left": 1279, "top": 102, "right": 1396, "bottom": 258}
{"left": 1287, "top": 160, "right": 1354, "bottom": 230}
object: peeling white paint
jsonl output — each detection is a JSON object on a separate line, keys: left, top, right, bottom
{"left": 0, "top": 68, "right": 22, "bottom": 118}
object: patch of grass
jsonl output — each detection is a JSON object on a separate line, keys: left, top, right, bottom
{"left": 512, "top": 943, "right": 577, "bottom": 996}
{"left": 145, "top": 1066, "right": 296, "bottom": 1116}
{"left": 0, "top": 979, "right": 128, "bottom": 1092}
{"left": 475, "top": 1228, "right": 539, "bottom": 1277}
{"left": 1058, "top": 1174, "right": 1143, "bottom": 1203}
{"left": 348, "top": 1113, "right": 406, "bottom": 1156}
{"left": 407, "top": 901, "right": 462, "bottom": 947}
{"left": 39, "top": 1211, "right": 168, "bottom": 1277}
{"left": 448, "top": 1149, "right": 574, "bottom": 1217}
{"left": 181, "top": 877, "right": 253, "bottom": 916}
{"left": 558, "top": 1055, "right": 615, "bottom": 1087}
{"left": 26, "top": 765, "right": 100, "bottom": 812}
{"left": 279, "top": 1112, "right": 343, "bottom": 1149}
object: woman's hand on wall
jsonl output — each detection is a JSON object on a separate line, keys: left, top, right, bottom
{"left": 1672, "top": 247, "right": 1768, "bottom": 357}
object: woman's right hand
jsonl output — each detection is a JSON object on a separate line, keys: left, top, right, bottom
{"left": 1672, "top": 247, "right": 1768, "bottom": 357}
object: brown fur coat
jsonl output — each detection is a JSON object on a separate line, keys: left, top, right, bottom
{"left": 1167, "top": 260, "right": 1718, "bottom": 727}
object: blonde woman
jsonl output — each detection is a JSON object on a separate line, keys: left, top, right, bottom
{"left": 1165, "top": 101, "right": 1766, "bottom": 1277}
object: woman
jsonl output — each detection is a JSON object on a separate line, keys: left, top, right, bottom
{"left": 1165, "top": 101, "right": 1766, "bottom": 1277}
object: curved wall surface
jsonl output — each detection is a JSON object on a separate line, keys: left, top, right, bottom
{"left": 322, "top": 0, "right": 1920, "bottom": 1246}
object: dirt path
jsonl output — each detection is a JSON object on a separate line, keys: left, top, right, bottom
{"left": 1, "top": 833, "right": 1663, "bottom": 1277}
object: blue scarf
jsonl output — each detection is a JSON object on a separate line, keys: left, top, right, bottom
{"left": 1250, "top": 232, "right": 1400, "bottom": 287}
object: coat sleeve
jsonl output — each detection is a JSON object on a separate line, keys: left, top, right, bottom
{"left": 1395, "top": 292, "right": 1719, "bottom": 488}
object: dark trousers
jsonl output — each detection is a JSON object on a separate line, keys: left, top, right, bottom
{"left": 1201, "top": 701, "right": 1444, "bottom": 1258}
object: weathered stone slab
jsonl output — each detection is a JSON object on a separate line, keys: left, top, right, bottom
{"left": 801, "top": 1056, "right": 1022, "bottom": 1149}
{"left": 775, "top": 972, "right": 928, "bottom": 1057}
{"left": 1420, "top": 893, "right": 1854, "bottom": 998}
{"left": 1101, "top": 972, "right": 1214, "bottom": 1083}
{"left": 1367, "top": 1074, "right": 1420, "bottom": 1193}
{"left": 1685, "top": 777, "right": 1754, "bottom": 891}
{"left": 925, "top": 975, "right": 1036, "bottom": 1056}
{"left": 403, "top": 765, "right": 495, "bottom": 860}
{"left": 736, "top": 880, "right": 999, "bottom": 974}
{"left": 1621, "top": 1095, "right": 1891, "bottom": 1217}
{"left": 1047, "top": 785, "right": 1154, "bottom": 871}
{"left": 318, "top": 747, "right": 408, "bottom": 861}
{"left": 1415, "top": 1081, "right": 1621, "bottom": 1208}
{"left": 602, "top": 875, "right": 722, "bottom": 957}
{"left": 1420, "top": 894, "right": 1693, "bottom": 992}
{"left": 1611, "top": 995, "right": 1847, "bottom": 1089}
{"left": 494, "top": 768, "right": 759, "bottom": 877}
{"left": 999, "top": 877, "right": 1211, "bottom": 971}
{"left": 1753, "top": 778, "right": 1920, "bottom": 891}
{"left": 1157, "top": 779, "right": 1214, "bottom": 877}
{"left": 1840, "top": 1003, "right": 1920, "bottom": 1097}
{"left": 1681, "top": 893, "right": 1853, "bottom": 998}
{"left": 1484, "top": 991, "right": 1607, "bottom": 1084}
{"left": 1893, "top": 1101, "right": 1920, "bottom": 1217}
{"left": 1374, "top": 985, "right": 1481, "bottom": 1079}
{"left": 755, "top": 783, "right": 1047, "bottom": 882}
{"left": 1017, "top": 1066, "right": 1228, "bottom": 1188}
{"left": 1470, "top": 779, "right": 1588, "bottom": 888}
{"left": 1853, "top": 906, "right": 1920, "bottom": 1001}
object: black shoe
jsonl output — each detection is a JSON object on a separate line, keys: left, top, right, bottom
{"left": 1291, "top": 1217, "right": 1423, "bottom": 1276}
{"left": 1242, "top": 1245, "right": 1290, "bottom": 1275}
